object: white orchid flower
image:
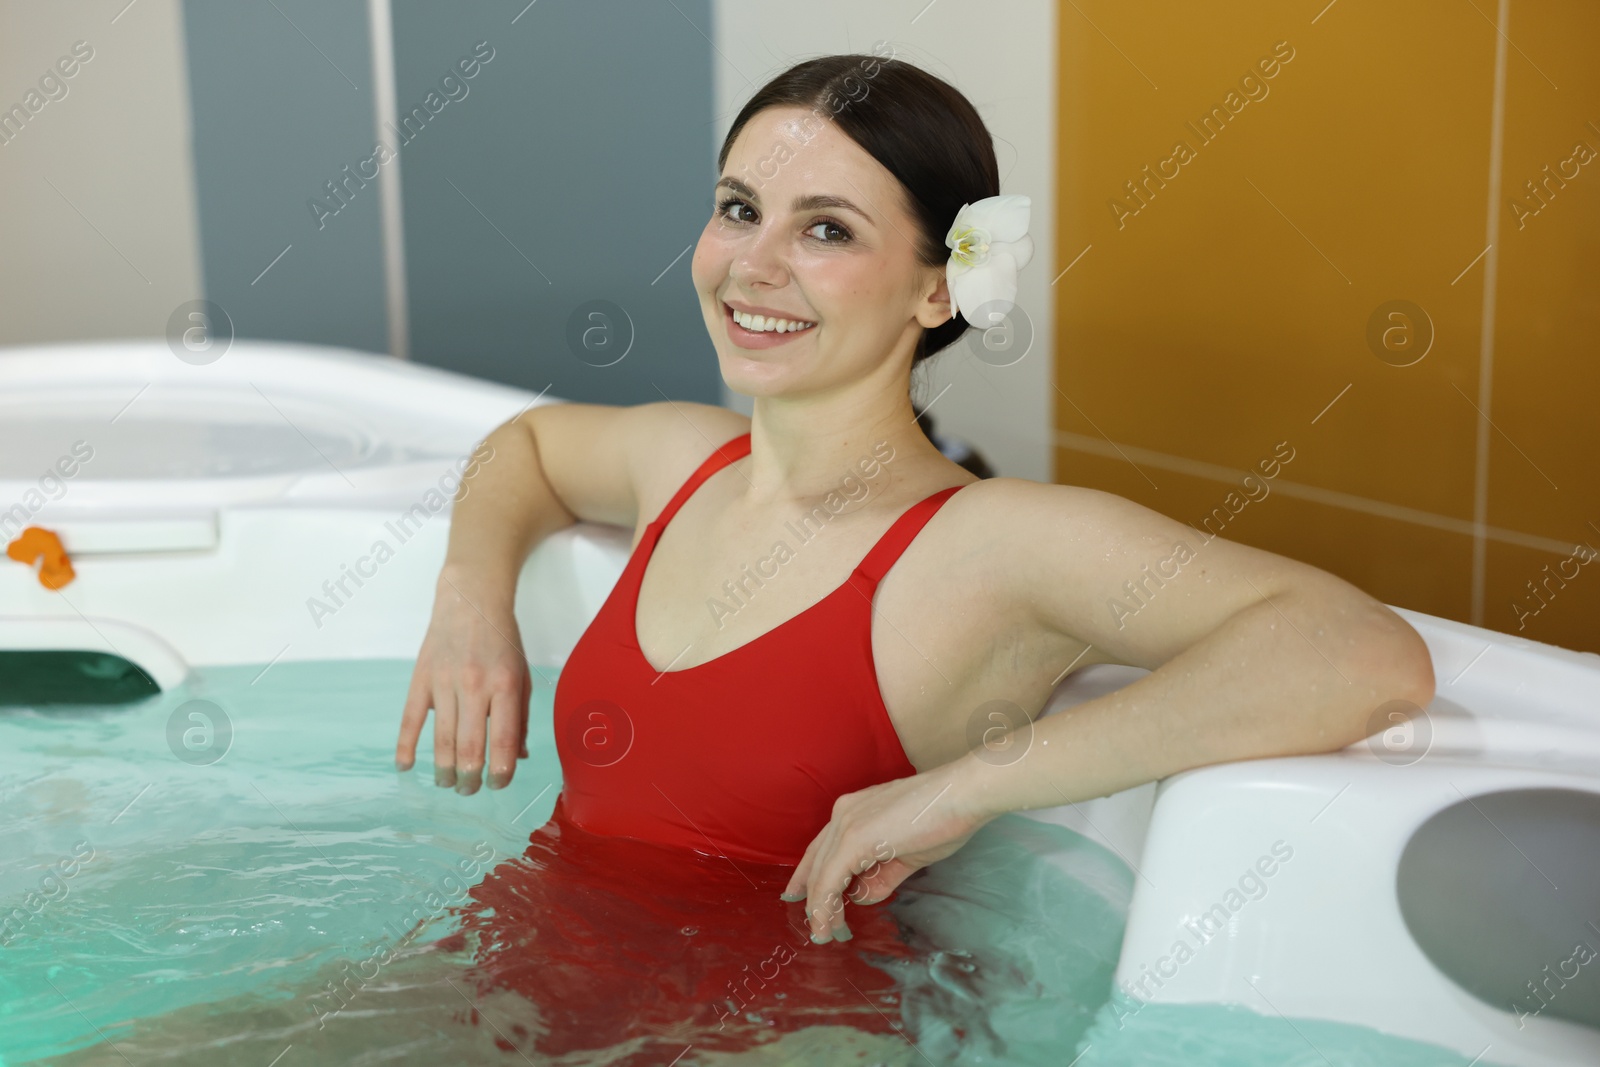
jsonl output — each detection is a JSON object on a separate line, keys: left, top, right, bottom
{"left": 944, "top": 194, "right": 1033, "bottom": 322}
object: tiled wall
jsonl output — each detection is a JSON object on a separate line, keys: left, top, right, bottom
{"left": 1054, "top": 0, "right": 1597, "bottom": 654}
{"left": 2, "top": 0, "right": 1057, "bottom": 476}
{"left": 0, "top": 0, "right": 202, "bottom": 342}
{"left": 181, "top": 0, "right": 389, "bottom": 355}
{"left": 2, "top": 0, "right": 724, "bottom": 408}
{"left": 391, "top": 0, "right": 721, "bottom": 404}
{"left": 4, "top": 0, "right": 1591, "bottom": 655}
{"left": 179, "top": 0, "right": 724, "bottom": 405}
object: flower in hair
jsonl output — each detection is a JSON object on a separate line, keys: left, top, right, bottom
{"left": 944, "top": 194, "right": 1033, "bottom": 322}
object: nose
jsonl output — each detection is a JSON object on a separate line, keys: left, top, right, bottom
{"left": 729, "top": 219, "right": 790, "bottom": 291}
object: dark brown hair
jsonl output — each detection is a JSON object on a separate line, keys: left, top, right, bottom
{"left": 716, "top": 52, "right": 1000, "bottom": 365}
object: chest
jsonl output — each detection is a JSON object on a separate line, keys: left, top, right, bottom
{"left": 628, "top": 491, "right": 1074, "bottom": 771}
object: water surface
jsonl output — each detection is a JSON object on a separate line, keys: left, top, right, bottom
{"left": 0, "top": 659, "right": 1126, "bottom": 1065}
{"left": 0, "top": 658, "right": 1509, "bottom": 1065}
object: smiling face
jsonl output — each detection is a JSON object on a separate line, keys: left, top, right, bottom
{"left": 691, "top": 105, "right": 953, "bottom": 398}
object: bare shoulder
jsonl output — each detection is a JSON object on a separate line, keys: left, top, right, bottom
{"left": 933, "top": 475, "right": 1123, "bottom": 550}
{"left": 940, "top": 474, "right": 1109, "bottom": 518}
{"left": 929, "top": 475, "right": 1137, "bottom": 604}
{"left": 525, "top": 399, "right": 747, "bottom": 531}
{"left": 938, "top": 476, "right": 1357, "bottom": 670}
{"left": 623, "top": 400, "right": 751, "bottom": 520}
{"left": 940, "top": 473, "right": 1277, "bottom": 574}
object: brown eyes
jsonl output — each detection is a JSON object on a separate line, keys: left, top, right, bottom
{"left": 714, "top": 196, "right": 852, "bottom": 244}
{"left": 715, "top": 195, "right": 754, "bottom": 223}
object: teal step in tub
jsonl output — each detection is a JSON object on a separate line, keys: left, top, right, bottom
{"left": 1, "top": 341, "right": 1594, "bottom": 1066}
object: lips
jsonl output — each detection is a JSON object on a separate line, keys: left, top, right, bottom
{"left": 722, "top": 299, "right": 815, "bottom": 324}
{"left": 722, "top": 301, "right": 816, "bottom": 349}
{"left": 723, "top": 304, "right": 816, "bottom": 333}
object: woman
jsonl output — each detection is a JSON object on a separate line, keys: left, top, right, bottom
{"left": 396, "top": 51, "right": 1432, "bottom": 965}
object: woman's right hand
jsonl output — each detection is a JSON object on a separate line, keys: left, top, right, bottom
{"left": 396, "top": 570, "right": 533, "bottom": 794}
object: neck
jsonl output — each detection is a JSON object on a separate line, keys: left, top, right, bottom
{"left": 740, "top": 361, "right": 944, "bottom": 505}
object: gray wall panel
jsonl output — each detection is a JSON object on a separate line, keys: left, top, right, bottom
{"left": 391, "top": 0, "right": 720, "bottom": 403}
{"left": 181, "top": 0, "right": 387, "bottom": 353}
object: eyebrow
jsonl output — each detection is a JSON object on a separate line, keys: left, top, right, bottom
{"left": 714, "top": 177, "right": 874, "bottom": 226}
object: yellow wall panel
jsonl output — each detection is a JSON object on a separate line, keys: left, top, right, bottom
{"left": 1055, "top": 0, "right": 1598, "bottom": 653}
{"left": 1052, "top": 445, "right": 1476, "bottom": 622}
{"left": 1488, "top": 540, "right": 1599, "bottom": 653}
{"left": 1483, "top": 1, "right": 1600, "bottom": 593}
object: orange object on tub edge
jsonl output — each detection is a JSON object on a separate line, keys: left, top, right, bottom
{"left": 6, "top": 526, "right": 75, "bottom": 589}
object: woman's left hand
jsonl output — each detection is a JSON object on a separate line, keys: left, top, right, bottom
{"left": 780, "top": 757, "right": 996, "bottom": 944}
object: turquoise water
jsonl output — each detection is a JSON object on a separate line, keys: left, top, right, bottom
{"left": 0, "top": 659, "right": 1509, "bottom": 1065}
{"left": 0, "top": 659, "right": 558, "bottom": 1064}
{"left": 1074, "top": 992, "right": 1514, "bottom": 1066}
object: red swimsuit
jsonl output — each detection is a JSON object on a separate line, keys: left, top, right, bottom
{"left": 448, "top": 433, "right": 974, "bottom": 1061}
{"left": 552, "top": 430, "right": 964, "bottom": 866}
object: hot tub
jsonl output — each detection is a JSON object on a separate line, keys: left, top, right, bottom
{"left": 3, "top": 340, "right": 1594, "bottom": 1066}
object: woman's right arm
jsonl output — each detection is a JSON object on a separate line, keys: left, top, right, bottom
{"left": 394, "top": 401, "right": 643, "bottom": 794}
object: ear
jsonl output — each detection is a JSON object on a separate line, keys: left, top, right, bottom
{"left": 915, "top": 264, "right": 955, "bottom": 330}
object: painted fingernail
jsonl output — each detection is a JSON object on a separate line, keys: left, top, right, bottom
{"left": 779, "top": 891, "right": 804, "bottom": 902}
{"left": 435, "top": 769, "right": 456, "bottom": 788}
{"left": 487, "top": 771, "right": 508, "bottom": 790}
{"left": 832, "top": 925, "right": 853, "bottom": 942}
{"left": 810, "top": 930, "right": 830, "bottom": 945}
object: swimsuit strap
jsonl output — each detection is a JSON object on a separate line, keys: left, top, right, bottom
{"left": 650, "top": 432, "right": 752, "bottom": 529}
{"left": 855, "top": 484, "right": 965, "bottom": 586}
{"left": 651, "top": 431, "right": 964, "bottom": 586}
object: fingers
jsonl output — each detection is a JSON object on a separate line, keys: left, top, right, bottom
{"left": 849, "top": 857, "right": 909, "bottom": 906}
{"left": 781, "top": 834, "right": 822, "bottom": 903}
{"left": 396, "top": 664, "right": 433, "bottom": 772}
{"left": 808, "top": 850, "right": 905, "bottom": 940}
{"left": 453, "top": 683, "right": 489, "bottom": 795}
{"left": 799, "top": 815, "right": 850, "bottom": 944}
{"left": 784, "top": 832, "right": 853, "bottom": 943}
{"left": 518, "top": 669, "right": 532, "bottom": 760}
{"left": 432, "top": 688, "right": 458, "bottom": 789}
{"left": 783, "top": 816, "right": 904, "bottom": 945}
{"left": 806, "top": 849, "right": 856, "bottom": 944}
{"left": 407, "top": 581, "right": 528, "bottom": 792}
{"left": 486, "top": 688, "right": 522, "bottom": 789}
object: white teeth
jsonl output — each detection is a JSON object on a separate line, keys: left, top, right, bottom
{"left": 731, "top": 307, "right": 815, "bottom": 333}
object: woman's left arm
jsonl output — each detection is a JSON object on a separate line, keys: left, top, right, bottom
{"left": 784, "top": 479, "right": 1437, "bottom": 943}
